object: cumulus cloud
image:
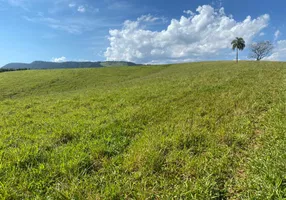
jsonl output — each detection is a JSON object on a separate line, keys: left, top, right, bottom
{"left": 77, "top": 5, "right": 86, "bottom": 13}
{"left": 264, "top": 40, "right": 286, "bottom": 61}
{"left": 183, "top": 10, "right": 195, "bottom": 16}
{"left": 52, "top": 56, "right": 67, "bottom": 62}
{"left": 105, "top": 5, "right": 269, "bottom": 63}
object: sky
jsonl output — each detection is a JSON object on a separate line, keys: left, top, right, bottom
{"left": 1, "top": 0, "right": 286, "bottom": 66}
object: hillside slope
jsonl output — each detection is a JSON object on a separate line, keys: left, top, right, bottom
{"left": 2, "top": 61, "right": 139, "bottom": 69}
{"left": 0, "top": 62, "right": 285, "bottom": 199}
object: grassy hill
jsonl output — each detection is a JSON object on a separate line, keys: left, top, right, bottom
{"left": 0, "top": 61, "right": 285, "bottom": 199}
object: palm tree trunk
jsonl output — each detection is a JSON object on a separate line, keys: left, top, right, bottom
{"left": 236, "top": 48, "right": 238, "bottom": 63}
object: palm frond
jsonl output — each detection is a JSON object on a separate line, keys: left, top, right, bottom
{"left": 231, "top": 37, "right": 246, "bottom": 51}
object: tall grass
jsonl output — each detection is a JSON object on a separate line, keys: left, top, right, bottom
{"left": 0, "top": 61, "right": 285, "bottom": 199}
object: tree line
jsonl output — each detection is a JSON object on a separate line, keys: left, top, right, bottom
{"left": 231, "top": 37, "right": 274, "bottom": 63}
{"left": 0, "top": 68, "right": 29, "bottom": 73}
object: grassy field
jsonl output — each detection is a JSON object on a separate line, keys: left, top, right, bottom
{"left": 0, "top": 61, "right": 285, "bottom": 199}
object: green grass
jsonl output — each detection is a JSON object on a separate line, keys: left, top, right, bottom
{"left": 0, "top": 61, "right": 285, "bottom": 199}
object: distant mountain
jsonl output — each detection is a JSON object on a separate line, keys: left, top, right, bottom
{"left": 2, "top": 63, "right": 29, "bottom": 69}
{"left": 1, "top": 61, "right": 140, "bottom": 69}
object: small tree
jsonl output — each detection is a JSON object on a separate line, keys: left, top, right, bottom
{"left": 231, "top": 37, "right": 246, "bottom": 63}
{"left": 249, "top": 41, "right": 274, "bottom": 61}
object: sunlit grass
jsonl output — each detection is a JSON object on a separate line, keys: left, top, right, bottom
{"left": 0, "top": 61, "right": 285, "bottom": 199}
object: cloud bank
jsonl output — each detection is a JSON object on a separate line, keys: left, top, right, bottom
{"left": 52, "top": 56, "right": 66, "bottom": 63}
{"left": 264, "top": 40, "right": 286, "bottom": 61}
{"left": 105, "top": 5, "right": 269, "bottom": 63}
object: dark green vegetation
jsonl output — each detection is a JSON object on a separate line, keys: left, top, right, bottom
{"left": 0, "top": 68, "right": 28, "bottom": 73}
{"left": 0, "top": 62, "right": 285, "bottom": 199}
{"left": 231, "top": 37, "right": 246, "bottom": 63}
{"left": 2, "top": 61, "right": 139, "bottom": 69}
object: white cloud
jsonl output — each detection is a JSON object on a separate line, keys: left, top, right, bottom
{"left": 67, "top": 3, "right": 98, "bottom": 13}
{"left": 183, "top": 10, "right": 195, "bottom": 16}
{"left": 77, "top": 5, "right": 85, "bottom": 13}
{"left": 105, "top": 5, "right": 269, "bottom": 64}
{"left": 69, "top": 3, "right": 76, "bottom": 8}
{"left": 259, "top": 32, "right": 265, "bottom": 36}
{"left": 138, "top": 14, "right": 159, "bottom": 23}
{"left": 264, "top": 40, "right": 286, "bottom": 61}
{"left": 52, "top": 56, "right": 67, "bottom": 62}
{"left": 136, "top": 14, "right": 167, "bottom": 25}
{"left": 274, "top": 30, "right": 281, "bottom": 41}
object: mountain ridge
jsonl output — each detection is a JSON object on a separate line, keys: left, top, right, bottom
{"left": 1, "top": 61, "right": 140, "bottom": 69}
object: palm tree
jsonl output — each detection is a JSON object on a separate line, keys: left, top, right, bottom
{"left": 231, "top": 37, "right": 246, "bottom": 63}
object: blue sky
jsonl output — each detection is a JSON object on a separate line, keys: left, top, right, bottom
{"left": 0, "top": 0, "right": 286, "bottom": 66}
